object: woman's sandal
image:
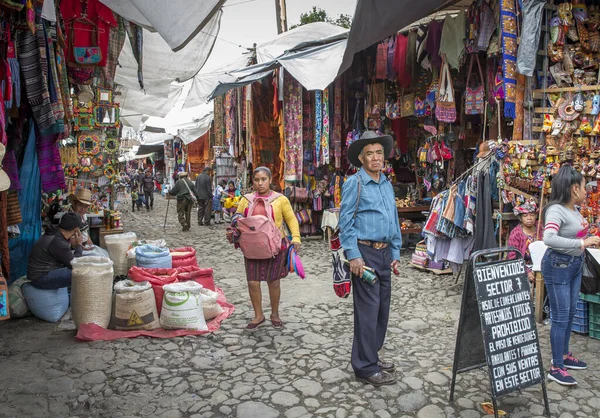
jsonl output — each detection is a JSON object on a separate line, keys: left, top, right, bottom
{"left": 271, "top": 318, "right": 284, "bottom": 329}
{"left": 246, "top": 317, "right": 265, "bottom": 329}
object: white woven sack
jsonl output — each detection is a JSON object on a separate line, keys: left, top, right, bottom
{"left": 160, "top": 282, "right": 207, "bottom": 330}
{"left": 199, "top": 288, "right": 223, "bottom": 320}
{"left": 71, "top": 256, "right": 114, "bottom": 329}
{"left": 105, "top": 232, "right": 137, "bottom": 276}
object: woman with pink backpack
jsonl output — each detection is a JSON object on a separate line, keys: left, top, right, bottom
{"left": 231, "top": 166, "right": 301, "bottom": 330}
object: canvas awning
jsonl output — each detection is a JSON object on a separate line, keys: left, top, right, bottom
{"left": 100, "top": 0, "right": 226, "bottom": 51}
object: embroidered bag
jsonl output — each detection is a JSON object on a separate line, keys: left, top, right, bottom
{"left": 295, "top": 208, "right": 313, "bottom": 225}
{"left": 435, "top": 56, "right": 457, "bottom": 123}
{"left": 69, "top": 18, "right": 103, "bottom": 67}
{"left": 414, "top": 96, "right": 427, "bottom": 117}
{"left": 464, "top": 54, "right": 485, "bottom": 115}
{"left": 400, "top": 88, "right": 415, "bottom": 118}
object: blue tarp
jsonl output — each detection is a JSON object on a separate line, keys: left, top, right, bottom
{"left": 9, "top": 120, "right": 42, "bottom": 283}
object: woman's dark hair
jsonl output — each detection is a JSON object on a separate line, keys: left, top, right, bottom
{"left": 543, "top": 165, "right": 584, "bottom": 219}
{"left": 219, "top": 180, "right": 227, "bottom": 187}
{"left": 228, "top": 180, "right": 235, "bottom": 187}
{"left": 253, "top": 166, "right": 272, "bottom": 179}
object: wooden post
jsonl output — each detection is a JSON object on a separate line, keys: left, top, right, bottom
{"left": 274, "top": 0, "right": 288, "bottom": 34}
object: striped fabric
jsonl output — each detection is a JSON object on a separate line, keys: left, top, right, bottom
{"left": 244, "top": 239, "right": 289, "bottom": 282}
{"left": 416, "top": 25, "right": 429, "bottom": 69}
{"left": 339, "top": 169, "right": 402, "bottom": 261}
{"left": 16, "top": 29, "right": 56, "bottom": 131}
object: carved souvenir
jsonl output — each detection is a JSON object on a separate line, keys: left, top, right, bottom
{"left": 73, "top": 113, "right": 95, "bottom": 131}
{"left": 104, "top": 138, "right": 118, "bottom": 153}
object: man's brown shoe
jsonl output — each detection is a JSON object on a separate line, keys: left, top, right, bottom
{"left": 378, "top": 359, "right": 396, "bottom": 372}
{"left": 356, "top": 371, "right": 397, "bottom": 386}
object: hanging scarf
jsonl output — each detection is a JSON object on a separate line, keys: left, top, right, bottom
{"left": 214, "top": 95, "right": 224, "bottom": 147}
{"left": 332, "top": 79, "right": 343, "bottom": 169}
{"left": 500, "top": 0, "right": 518, "bottom": 118}
{"left": 125, "top": 21, "right": 144, "bottom": 89}
{"left": 315, "top": 90, "right": 323, "bottom": 166}
{"left": 334, "top": 175, "right": 342, "bottom": 208}
{"left": 322, "top": 88, "right": 330, "bottom": 164}
{"left": 5, "top": 34, "right": 21, "bottom": 110}
{"left": 37, "top": 133, "right": 65, "bottom": 193}
{"left": 283, "top": 72, "right": 303, "bottom": 181}
{"left": 102, "top": 17, "right": 127, "bottom": 87}
{"left": 512, "top": 74, "right": 526, "bottom": 141}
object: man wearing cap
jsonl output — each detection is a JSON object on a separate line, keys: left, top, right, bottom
{"left": 27, "top": 213, "right": 85, "bottom": 289}
{"left": 169, "top": 172, "right": 200, "bottom": 232}
{"left": 69, "top": 189, "right": 94, "bottom": 250}
{"left": 195, "top": 166, "right": 213, "bottom": 226}
{"left": 338, "top": 131, "right": 402, "bottom": 386}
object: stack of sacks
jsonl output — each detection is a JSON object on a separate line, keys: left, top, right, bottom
{"left": 126, "top": 239, "right": 168, "bottom": 271}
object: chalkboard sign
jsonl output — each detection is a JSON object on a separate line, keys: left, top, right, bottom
{"left": 449, "top": 248, "right": 549, "bottom": 418}
{"left": 473, "top": 257, "right": 544, "bottom": 397}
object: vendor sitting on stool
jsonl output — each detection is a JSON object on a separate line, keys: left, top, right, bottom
{"left": 28, "top": 212, "right": 85, "bottom": 289}
{"left": 69, "top": 188, "right": 94, "bottom": 251}
{"left": 507, "top": 201, "right": 538, "bottom": 282}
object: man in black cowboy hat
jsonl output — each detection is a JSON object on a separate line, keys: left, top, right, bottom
{"left": 338, "top": 131, "right": 402, "bottom": 386}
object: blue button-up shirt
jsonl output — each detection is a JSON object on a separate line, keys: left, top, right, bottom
{"left": 339, "top": 168, "right": 402, "bottom": 261}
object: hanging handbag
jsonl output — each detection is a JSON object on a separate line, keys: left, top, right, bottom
{"left": 69, "top": 18, "right": 103, "bottom": 67}
{"left": 386, "top": 87, "right": 400, "bottom": 119}
{"left": 367, "top": 79, "right": 385, "bottom": 129}
{"left": 400, "top": 88, "right": 415, "bottom": 118}
{"left": 295, "top": 208, "right": 313, "bottom": 225}
{"left": 435, "top": 56, "right": 457, "bottom": 123}
{"left": 464, "top": 54, "right": 485, "bottom": 115}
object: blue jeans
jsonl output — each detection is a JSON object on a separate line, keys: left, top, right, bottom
{"left": 31, "top": 267, "right": 72, "bottom": 290}
{"left": 541, "top": 249, "right": 583, "bottom": 369}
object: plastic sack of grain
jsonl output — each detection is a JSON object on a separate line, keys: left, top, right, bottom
{"left": 170, "top": 247, "right": 198, "bottom": 268}
{"left": 71, "top": 256, "right": 114, "bottom": 329}
{"left": 128, "top": 266, "right": 178, "bottom": 314}
{"left": 135, "top": 245, "right": 172, "bottom": 269}
{"left": 199, "top": 288, "right": 223, "bottom": 320}
{"left": 105, "top": 232, "right": 137, "bottom": 276}
{"left": 110, "top": 280, "right": 160, "bottom": 330}
{"left": 160, "top": 281, "right": 207, "bottom": 330}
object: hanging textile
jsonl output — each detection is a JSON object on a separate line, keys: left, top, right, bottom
{"left": 322, "top": 88, "right": 330, "bottom": 164}
{"left": 283, "top": 71, "right": 303, "bottom": 181}
{"left": 375, "top": 41, "right": 388, "bottom": 80}
{"left": 478, "top": 1, "right": 496, "bottom": 51}
{"left": 302, "top": 89, "right": 313, "bottom": 175}
{"left": 37, "top": 133, "right": 65, "bottom": 193}
{"left": 124, "top": 20, "right": 144, "bottom": 89}
{"left": 0, "top": 191, "right": 8, "bottom": 279}
{"left": 406, "top": 30, "right": 418, "bottom": 81}
{"left": 416, "top": 25, "right": 430, "bottom": 69}
{"left": 394, "top": 34, "right": 412, "bottom": 88}
{"left": 225, "top": 91, "right": 234, "bottom": 150}
{"left": 387, "top": 35, "right": 397, "bottom": 80}
{"left": 315, "top": 90, "right": 323, "bottom": 166}
{"left": 332, "top": 79, "right": 343, "bottom": 169}
{"left": 16, "top": 29, "right": 56, "bottom": 130}
{"left": 474, "top": 171, "right": 497, "bottom": 251}
{"left": 5, "top": 29, "right": 21, "bottom": 111}
{"left": 236, "top": 88, "right": 243, "bottom": 158}
{"left": 512, "top": 74, "right": 526, "bottom": 141}
{"left": 425, "top": 20, "right": 444, "bottom": 69}
{"left": 3, "top": 149, "right": 21, "bottom": 190}
{"left": 439, "top": 10, "right": 466, "bottom": 70}
{"left": 101, "top": 16, "right": 127, "bottom": 87}
{"left": 214, "top": 95, "right": 224, "bottom": 147}
{"left": 500, "top": 0, "right": 518, "bottom": 118}
{"left": 245, "top": 86, "right": 253, "bottom": 164}
{"left": 9, "top": 121, "right": 41, "bottom": 283}
{"left": 40, "top": 21, "right": 65, "bottom": 134}
{"left": 516, "top": 0, "right": 545, "bottom": 76}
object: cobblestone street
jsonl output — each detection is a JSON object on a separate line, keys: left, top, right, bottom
{"left": 1, "top": 195, "right": 600, "bottom": 418}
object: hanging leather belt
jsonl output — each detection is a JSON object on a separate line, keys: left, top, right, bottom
{"left": 357, "top": 240, "right": 389, "bottom": 249}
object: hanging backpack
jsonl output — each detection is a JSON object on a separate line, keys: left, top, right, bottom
{"left": 237, "top": 193, "right": 283, "bottom": 260}
{"left": 464, "top": 54, "right": 485, "bottom": 115}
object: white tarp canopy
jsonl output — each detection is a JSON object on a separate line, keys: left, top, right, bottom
{"left": 143, "top": 102, "right": 214, "bottom": 145}
{"left": 100, "top": 0, "right": 226, "bottom": 51}
{"left": 208, "top": 22, "right": 349, "bottom": 99}
{"left": 338, "top": 0, "right": 458, "bottom": 76}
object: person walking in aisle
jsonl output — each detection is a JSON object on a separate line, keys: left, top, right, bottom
{"left": 168, "top": 172, "right": 199, "bottom": 232}
{"left": 142, "top": 170, "right": 155, "bottom": 211}
{"left": 338, "top": 131, "right": 402, "bottom": 387}
{"left": 542, "top": 165, "right": 600, "bottom": 385}
{"left": 213, "top": 180, "right": 226, "bottom": 224}
{"left": 196, "top": 166, "right": 213, "bottom": 225}
{"left": 232, "top": 167, "right": 301, "bottom": 329}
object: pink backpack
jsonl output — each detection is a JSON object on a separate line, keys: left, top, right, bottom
{"left": 237, "top": 193, "right": 283, "bottom": 259}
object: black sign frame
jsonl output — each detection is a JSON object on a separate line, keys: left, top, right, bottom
{"left": 449, "top": 247, "right": 550, "bottom": 418}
